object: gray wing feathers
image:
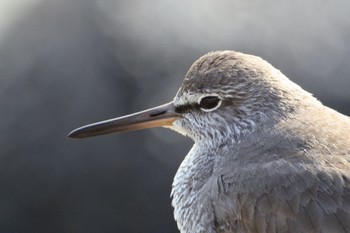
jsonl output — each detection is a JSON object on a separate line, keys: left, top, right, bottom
{"left": 215, "top": 167, "right": 350, "bottom": 233}
{"left": 247, "top": 169, "right": 350, "bottom": 233}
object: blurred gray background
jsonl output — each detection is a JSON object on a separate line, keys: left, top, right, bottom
{"left": 0, "top": 0, "right": 349, "bottom": 232}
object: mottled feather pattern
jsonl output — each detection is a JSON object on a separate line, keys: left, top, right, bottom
{"left": 169, "top": 51, "right": 350, "bottom": 233}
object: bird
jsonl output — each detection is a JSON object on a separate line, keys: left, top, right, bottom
{"left": 68, "top": 50, "right": 350, "bottom": 233}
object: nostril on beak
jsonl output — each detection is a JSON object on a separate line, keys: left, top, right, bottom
{"left": 150, "top": 110, "right": 166, "bottom": 117}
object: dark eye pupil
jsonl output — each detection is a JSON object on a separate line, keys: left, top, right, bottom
{"left": 199, "top": 96, "right": 220, "bottom": 109}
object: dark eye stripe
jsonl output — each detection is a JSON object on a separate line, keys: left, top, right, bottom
{"left": 175, "top": 103, "right": 199, "bottom": 114}
{"left": 175, "top": 96, "right": 222, "bottom": 114}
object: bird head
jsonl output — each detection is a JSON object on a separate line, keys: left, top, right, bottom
{"left": 169, "top": 51, "right": 308, "bottom": 146}
{"left": 68, "top": 51, "right": 308, "bottom": 146}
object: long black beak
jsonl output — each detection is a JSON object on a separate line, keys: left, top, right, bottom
{"left": 68, "top": 102, "right": 180, "bottom": 139}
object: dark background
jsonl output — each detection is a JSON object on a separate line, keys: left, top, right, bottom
{"left": 0, "top": 0, "right": 349, "bottom": 232}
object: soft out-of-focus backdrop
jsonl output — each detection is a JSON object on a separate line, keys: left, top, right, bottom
{"left": 0, "top": 0, "right": 349, "bottom": 232}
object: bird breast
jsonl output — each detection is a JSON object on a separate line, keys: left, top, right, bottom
{"left": 171, "top": 144, "right": 219, "bottom": 233}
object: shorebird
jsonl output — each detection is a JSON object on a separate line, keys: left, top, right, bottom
{"left": 69, "top": 51, "right": 350, "bottom": 233}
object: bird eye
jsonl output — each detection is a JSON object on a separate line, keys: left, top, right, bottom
{"left": 199, "top": 96, "right": 222, "bottom": 111}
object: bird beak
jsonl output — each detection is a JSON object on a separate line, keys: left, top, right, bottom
{"left": 68, "top": 102, "right": 180, "bottom": 139}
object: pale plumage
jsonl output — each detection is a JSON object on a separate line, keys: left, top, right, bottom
{"left": 69, "top": 50, "right": 350, "bottom": 233}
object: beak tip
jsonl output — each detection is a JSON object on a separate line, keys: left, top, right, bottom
{"left": 67, "top": 129, "right": 83, "bottom": 139}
